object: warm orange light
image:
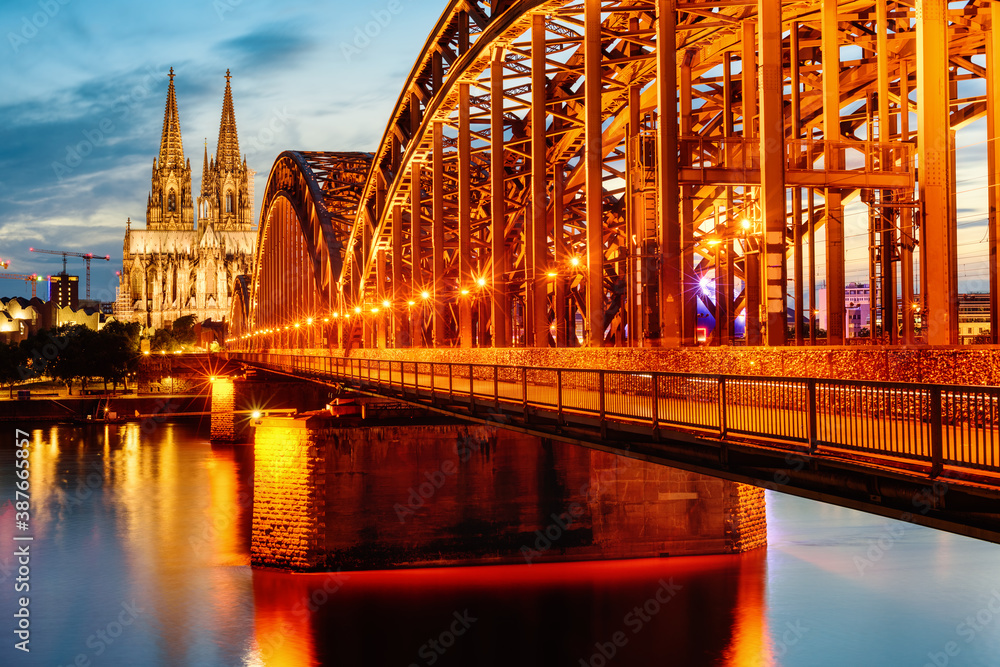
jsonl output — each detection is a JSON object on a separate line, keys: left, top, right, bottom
{"left": 371, "top": 307, "right": 380, "bottom": 314}
{"left": 354, "top": 306, "right": 362, "bottom": 314}
{"left": 706, "top": 238, "right": 722, "bottom": 246}
{"left": 546, "top": 271, "right": 557, "bottom": 278}
{"left": 569, "top": 256, "right": 580, "bottom": 267}
{"left": 460, "top": 289, "right": 469, "bottom": 296}
{"left": 333, "top": 312, "right": 340, "bottom": 318}
{"left": 382, "top": 300, "right": 390, "bottom": 308}
{"left": 407, "top": 300, "right": 415, "bottom": 307}
{"left": 476, "top": 277, "right": 486, "bottom": 287}
{"left": 294, "top": 323, "right": 300, "bottom": 329}
{"left": 741, "top": 218, "right": 752, "bottom": 230}
{"left": 143, "top": 350, "right": 150, "bottom": 356}
{"left": 306, "top": 317, "right": 313, "bottom": 325}
{"left": 421, "top": 291, "right": 430, "bottom": 300}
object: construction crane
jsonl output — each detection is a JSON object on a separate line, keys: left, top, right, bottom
{"left": 0, "top": 272, "right": 44, "bottom": 298}
{"left": 29, "top": 248, "right": 111, "bottom": 299}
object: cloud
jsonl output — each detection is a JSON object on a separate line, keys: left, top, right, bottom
{"left": 217, "top": 22, "right": 313, "bottom": 73}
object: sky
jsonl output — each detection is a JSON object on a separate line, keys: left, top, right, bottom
{"left": 0, "top": 0, "right": 445, "bottom": 301}
{"left": 0, "top": 1, "right": 994, "bottom": 304}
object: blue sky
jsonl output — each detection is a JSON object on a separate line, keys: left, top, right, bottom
{"left": 0, "top": 0, "right": 443, "bottom": 301}
{"left": 0, "top": 1, "right": 993, "bottom": 303}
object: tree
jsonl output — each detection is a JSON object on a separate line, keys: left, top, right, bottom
{"left": 94, "top": 321, "right": 142, "bottom": 390}
{"left": 172, "top": 314, "right": 197, "bottom": 347}
{"left": 150, "top": 328, "right": 177, "bottom": 352}
{"left": 0, "top": 341, "right": 26, "bottom": 398}
{"left": 48, "top": 324, "right": 98, "bottom": 394}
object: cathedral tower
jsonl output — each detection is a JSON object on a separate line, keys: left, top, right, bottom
{"left": 146, "top": 68, "right": 194, "bottom": 230}
{"left": 199, "top": 70, "right": 253, "bottom": 230}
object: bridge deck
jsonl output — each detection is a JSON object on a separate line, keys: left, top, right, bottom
{"left": 232, "top": 352, "right": 1000, "bottom": 544}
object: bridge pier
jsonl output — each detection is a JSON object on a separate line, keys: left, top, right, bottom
{"left": 210, "top": 377, "right": 237, "bottom": 442}
{"left": 251, "top": 412, "right": 766, "bottom": 571}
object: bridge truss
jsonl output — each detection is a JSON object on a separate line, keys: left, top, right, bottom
{"left": 233, "top": 0, "right": 999, "bottom": 351}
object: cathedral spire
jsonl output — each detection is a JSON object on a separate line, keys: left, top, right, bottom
{"left": 215, "top": 69, "right": 241, "bottom": 170}
{"left": 158, "top": 67, "right": 185, "bottom": 170}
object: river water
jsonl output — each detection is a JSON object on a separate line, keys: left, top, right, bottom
{"left": 1, "top": 421, "right": 999, "bottom": 666}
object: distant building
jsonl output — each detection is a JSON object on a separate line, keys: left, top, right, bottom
{"left": 958, "top": 293, "right": 990, "bottom": 344}
{"left": 48, "top": 273, "right": 79, "bottom": 310}
{"left": 117, "top": 68, "right": 256, "bottom": 333}
{"left": 815, "top": 282, "right": 871, "bottom": 338}
{"left": 0, "top": 296, "right": 105, "bottom": 343}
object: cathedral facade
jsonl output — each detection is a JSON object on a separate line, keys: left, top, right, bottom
{"left": 117, "top": 68, "right": 256, "bottom": 333}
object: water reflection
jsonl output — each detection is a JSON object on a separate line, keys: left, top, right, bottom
{"left": 3, "top": 422, "right": 1000, "bottom": 666}
{"left": 250, "top": 552, "right": 764, "bottom": 666}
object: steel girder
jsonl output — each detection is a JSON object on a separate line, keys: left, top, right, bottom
{"left": 233, "top": 0, "right": 997, "bottom": 352}
{"left": 231, "top": 151, "right": 372, "bottom": 349}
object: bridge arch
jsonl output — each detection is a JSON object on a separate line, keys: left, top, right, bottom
{"left": 229, "top": 151, "right": 371, "bottom": 350}
{"left": 234, "top": 0, "right": 996, "bottom": 352}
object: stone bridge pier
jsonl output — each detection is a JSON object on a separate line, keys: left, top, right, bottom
{"left": 250, "top": 411, "right": 766, "bottom": 571}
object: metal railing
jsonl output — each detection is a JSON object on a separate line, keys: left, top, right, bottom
{"left": 232, "top": 352, "right": 1000, "bottom": 478}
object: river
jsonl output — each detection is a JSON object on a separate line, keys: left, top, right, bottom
{"left": 1, "top": 421, "right": 999, "bottom": 666}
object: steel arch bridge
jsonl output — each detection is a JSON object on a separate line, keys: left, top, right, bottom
{"left": 230, "top": 0, "right": 1000, "bottom": 352}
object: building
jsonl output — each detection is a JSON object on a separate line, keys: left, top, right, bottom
{"left": 815, "top": 282, "right": 871, "bottom": 338}
{"left": 117, "top": 69, "right": 256, "bottom": 333}
{"left": 0, "top": 296, "right": 105, "bottom": 343}
{"left": 958, "top": 293, "right": 990, "bottom": 344}
{"left": 48, "top": 273, "right": 79, "bottom": 310}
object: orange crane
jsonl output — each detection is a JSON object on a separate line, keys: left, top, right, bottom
{"left": 0, "top": 272, "right": 44, "bottom": 298}
{"left": 29, "top": 248, "right": 111, "bottom": 299}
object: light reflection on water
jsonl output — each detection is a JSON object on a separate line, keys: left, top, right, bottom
{"left": 0, "top": 422, "right": 998, "bottom": 666}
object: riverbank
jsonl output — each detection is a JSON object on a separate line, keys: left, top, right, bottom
{"left": 0, "top": 393, "right": 211, "bottom": 422}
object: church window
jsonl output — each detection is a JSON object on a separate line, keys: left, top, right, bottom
{"left": 206, "top": 268, "right": 217, "bottom": 296}
{"left": 168, "top": 190, "right": 177, "bottom": 212}
{"left": 226, "top": 192, "right": 234, "bottom": 213}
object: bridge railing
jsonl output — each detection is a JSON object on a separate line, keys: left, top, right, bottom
{"left": 234, "top": 352, "right": 1000, "bottom": 477}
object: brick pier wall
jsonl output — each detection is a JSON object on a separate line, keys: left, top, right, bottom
{"left": 210, "top": 377, "right": 236, "bottom": 442}
{"left": 252, "top": 414, "right": 329, "bottom": 569}
{"left": 251, "top": 414, "right": 766, "bottom": 571}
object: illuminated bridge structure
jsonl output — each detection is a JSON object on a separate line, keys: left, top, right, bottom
{"left": 227, "top": 0, "right": 1000, "bottom": 543}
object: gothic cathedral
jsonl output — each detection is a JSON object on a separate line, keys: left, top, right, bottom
{"left": 117, "top": 68, "right": 256, "bottom": 333}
